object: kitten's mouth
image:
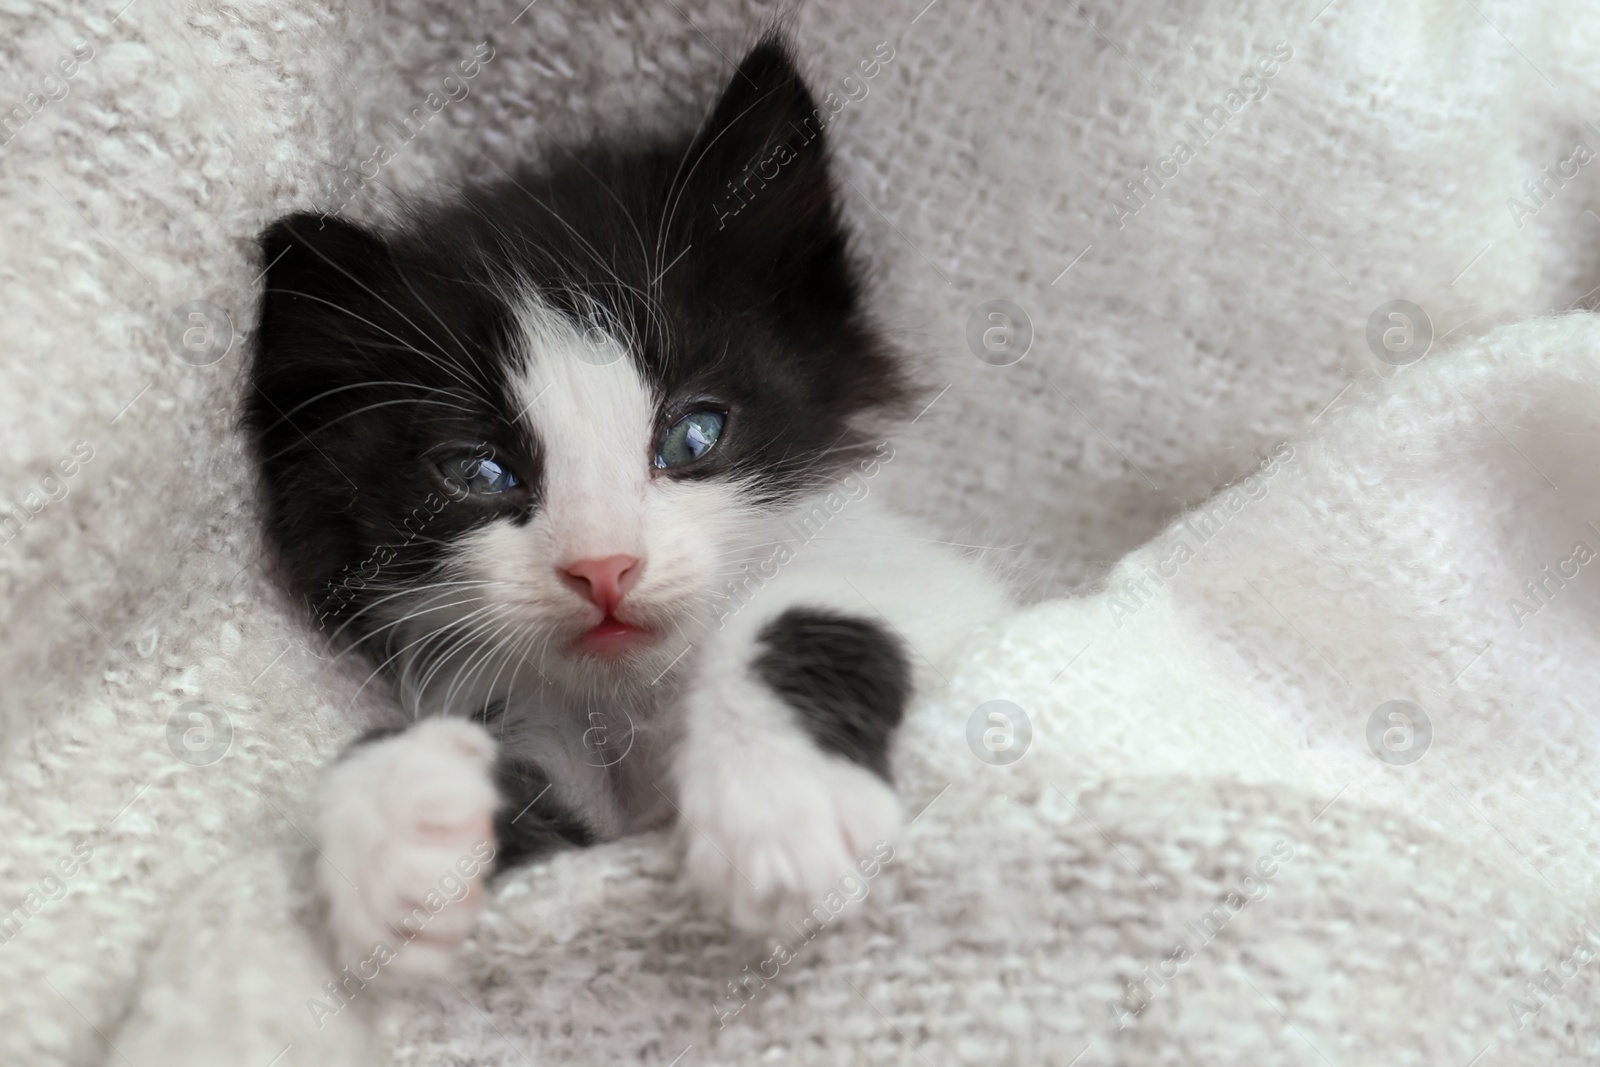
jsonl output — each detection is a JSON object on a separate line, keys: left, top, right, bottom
{"left": 574, "top": 615, "right": 659, "bottom": 658}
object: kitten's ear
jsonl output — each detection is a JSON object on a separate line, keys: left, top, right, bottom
{"left": 250, "top": 212, "right": 456, "bottom": 415}
{"left": 248, "top": 212, "right": 416, "bottom": 472}
{"left": 685, "top": 36, "right": 840, "bottom": 251}
{"left": 255, "top": 213, "right": 399, "bottom": 361}
{"left": 260, "top": 213, "right": 392, "bottom": 281}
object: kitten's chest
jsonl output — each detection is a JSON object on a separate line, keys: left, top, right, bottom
{"left": 492, "top": 681, "right": 684, "bottom": 839}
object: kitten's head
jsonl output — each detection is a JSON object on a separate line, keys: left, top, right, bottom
{"left": 245, "top": 36, "right": 909, "bottom": 695}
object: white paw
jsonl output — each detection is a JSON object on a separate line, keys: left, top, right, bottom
{"left": 316, "top": 718, "right": 500, "bottom": 979}
{"left": 678, "top": 738, "right": 902, "bottom": 933}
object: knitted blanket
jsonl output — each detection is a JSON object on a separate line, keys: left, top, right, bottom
{"left": 3, "top": 0, "right": 1599, "bottom": 1063}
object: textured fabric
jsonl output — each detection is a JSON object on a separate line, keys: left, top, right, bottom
{"left": 3, "top": 0, "right": 1600, "bottom": 1063}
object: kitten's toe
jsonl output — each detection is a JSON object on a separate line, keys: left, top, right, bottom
{"left": 317, "top": 718, "right": 500, "bottom": 980}
{"left": 680, "top": 748, "right": 901, "bottom": 933}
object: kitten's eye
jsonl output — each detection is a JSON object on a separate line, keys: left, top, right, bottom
{"left": 438, "top": 453, "right": 519, "bottom": 496}
{"left": 655, "top": 410, "right": 725, "bottom": 470}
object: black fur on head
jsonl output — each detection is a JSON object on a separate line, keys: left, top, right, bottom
{"left": 244, "top": 33, "right": 911, "bottom": 650}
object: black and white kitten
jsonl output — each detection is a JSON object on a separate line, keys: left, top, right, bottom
{"left": 246, "top": 36, "right": 1009, "bottom": 977}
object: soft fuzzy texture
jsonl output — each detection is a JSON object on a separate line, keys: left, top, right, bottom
{"left": 5, "top": 0, "right": 1600, "bottom": 1064}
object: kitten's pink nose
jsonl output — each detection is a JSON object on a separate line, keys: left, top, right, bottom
{"left": 559, "top": 554, "right": 642, "bottom": 614}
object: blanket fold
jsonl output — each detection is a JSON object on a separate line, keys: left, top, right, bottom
{"left": 109, "top": 316, "right": 1600, "bottom": 1065}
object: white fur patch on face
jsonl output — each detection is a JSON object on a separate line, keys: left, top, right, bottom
{"left": 517, "top": 306, "right": 656, "bottom": 565}
{"left": 428, "top": 296, "right": 756, "bottom": 690}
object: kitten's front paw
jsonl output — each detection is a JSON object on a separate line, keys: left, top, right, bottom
{"left": 679, "top": 741, "right": 901, "bottom": 933}
{"left": 317, "top": 718, "right": 500, "bottom": 979}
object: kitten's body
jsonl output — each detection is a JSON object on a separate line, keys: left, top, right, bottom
{"left": 247, "top": 37, "right": 1009, "bottom": 973}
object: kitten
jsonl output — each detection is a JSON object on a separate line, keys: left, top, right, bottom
{"left": 246, "top": 34, "right": 1010, "bottom": 977}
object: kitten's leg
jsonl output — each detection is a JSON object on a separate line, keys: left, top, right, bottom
{"left": 316, "top": 718, "right": 502, "bottom": 978}
{"left": 675, "top": 504, "right": 1010, "bottom": 931}
{"left": 677, "top": 608, "right": 910, "bottom": 931}
{"left": 317, "top": 717, "right": 602, "bottom": 977}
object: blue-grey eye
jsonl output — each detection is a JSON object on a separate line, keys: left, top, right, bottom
{"left": 655, "top": 410, "right": 725, "bottom": 469}
{"left": 439, "top": 454, "right": 519, "bottom": 496}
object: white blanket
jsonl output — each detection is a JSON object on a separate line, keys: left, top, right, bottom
{"left": 4, "top": 0, "right": 1600, "bottom": 1063}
